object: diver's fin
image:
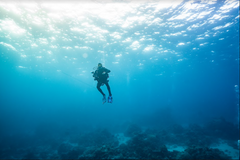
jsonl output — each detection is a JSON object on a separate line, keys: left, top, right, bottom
{"left": 108, "top": 96, "right": 113, "bottom": 103}
{"left": 102, "top": 95, "right": 106, "bottom": 104}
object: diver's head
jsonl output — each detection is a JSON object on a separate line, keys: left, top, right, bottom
{"left": 98, "top": 63, "right": 102, "bottom": 68}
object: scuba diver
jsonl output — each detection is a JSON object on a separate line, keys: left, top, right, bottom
{"left": 92, "top": 63, "right": 112, "bottom": 104}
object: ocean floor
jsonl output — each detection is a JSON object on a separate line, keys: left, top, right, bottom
{"left": 0, "top": 117, "right": 239, "bottom": 159}
{"left": 118, "top": 133, "right": 239, "bottom": 159}
{"left": 166, "top": 142, "right": 239, "bottom": 159}
{"left": 210, "top": 141, "right": 239, "bottom": 159}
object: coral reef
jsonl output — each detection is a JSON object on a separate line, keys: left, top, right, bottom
{"left": 177, "top": 146, "right": 232, "bottom": 160}
{"left": 0, "top": 118, "right": 238, "bottom": 159}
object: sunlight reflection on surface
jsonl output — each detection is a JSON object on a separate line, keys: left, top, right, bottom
{"left": 0, "top": 0, "right": 238, "bottom": 78}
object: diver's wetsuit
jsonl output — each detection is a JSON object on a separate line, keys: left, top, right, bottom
{"left": 93, "top": 67, "right": 112, "bottom": 96}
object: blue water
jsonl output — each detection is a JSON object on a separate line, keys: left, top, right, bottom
{"left": 0, "top": 1, "right": 239, "bottom": 159}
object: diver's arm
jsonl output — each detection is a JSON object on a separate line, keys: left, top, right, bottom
{"left": 104, "top": 68, "right": 111, "bottom": 73}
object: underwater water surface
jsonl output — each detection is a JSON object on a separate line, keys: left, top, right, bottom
{"left": 0, "top": 0, "right": 239, "bottom": 159}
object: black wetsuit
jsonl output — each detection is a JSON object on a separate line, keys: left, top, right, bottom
{"left": 93, "top": 67, "right": 112, "bottom": 96}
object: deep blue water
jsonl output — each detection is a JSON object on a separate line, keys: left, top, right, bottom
{"left": 0, "top": 1, "right": 239, "bottom": 159}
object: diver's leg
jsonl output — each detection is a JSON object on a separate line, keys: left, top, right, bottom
{"left": 97, "top": 82, "right": 105, "bottom": 96}
{"left": 105, "top": 82, "right": 112, "bottom": 96}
